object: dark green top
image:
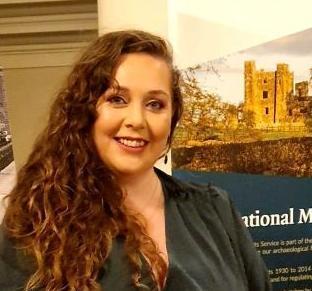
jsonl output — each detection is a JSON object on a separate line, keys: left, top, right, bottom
{"left": 0, "top": 169, "right": 272, "bottom": 290}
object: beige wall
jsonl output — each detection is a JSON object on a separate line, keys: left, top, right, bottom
{"left": 0, "top": 0, "right": 98, "bottom": 169}
{"left": 98, "top": 0, "right": 168, "bottom": 38}
{"left": 4, "top": 66, "right": 71, "bottom": 167}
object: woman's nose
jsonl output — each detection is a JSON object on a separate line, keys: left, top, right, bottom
{"left": 124, "top": 103, "right": 146, "bottom": 129}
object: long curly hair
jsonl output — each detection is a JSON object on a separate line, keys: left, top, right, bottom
{"left": 3, "top": 30, "right": 183, "bottom": 290}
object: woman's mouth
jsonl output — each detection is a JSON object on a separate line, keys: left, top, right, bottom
{"left": 114, "top": 137, "right": 148, "bottom": 148}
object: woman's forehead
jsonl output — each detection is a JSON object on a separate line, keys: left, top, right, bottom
{"left": 111, "top": 53, "right": 171, "bottom": 94}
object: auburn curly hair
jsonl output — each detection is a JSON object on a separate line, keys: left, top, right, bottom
{"left": 3, "top": 30, "right": 183, "bottom": 290}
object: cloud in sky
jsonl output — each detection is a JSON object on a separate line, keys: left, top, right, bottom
{"left": 241, "top": 28, "right": 312, "bottom": 56}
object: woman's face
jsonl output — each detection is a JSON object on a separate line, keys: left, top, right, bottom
{"left": 93, "top": 53, "right": 172, "bottom": 177}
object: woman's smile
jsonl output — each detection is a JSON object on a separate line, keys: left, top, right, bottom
{"left": 114, "top": 136, "right": 148, "bottom": 153}
{"left": 114, "top": 136, "right": 148, "bottom": 148}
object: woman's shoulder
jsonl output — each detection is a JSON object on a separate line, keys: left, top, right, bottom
{"left": 0, "top": 225, "right": 32, "bottom": 288}
{"left": 155, "top": 167, "right": 230, "bottom": 205}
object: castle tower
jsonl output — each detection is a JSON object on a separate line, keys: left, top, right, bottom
{"left": 275, "top": 64, "right": 293, "bottom": 125}
{"left": 244, "top": 61, "right": 277, "bottom": 128}
{"left": 244, "top": 61, "right": 259, "bottom": 124}
{"left": 243, "top": 61, "right": 295, "bottom": 128}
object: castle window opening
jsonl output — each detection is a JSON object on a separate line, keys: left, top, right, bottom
{"left": 263, "top": 91, "right": 268, "bottom": 99}
{"left": 263, "top": 79, "right": 267, "bottom": 84}
{"left": 265, "top": 107, "right": 269, "bottom": 115}
{"left": 289, "top": 109, "right": 293, "bottom": 116}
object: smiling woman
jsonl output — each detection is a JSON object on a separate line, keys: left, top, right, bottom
{"left": 0, "top": 30, "right": 271, "bottom": 291}
{"left": 93, "top": 53, "right": 172, "bottom": 177}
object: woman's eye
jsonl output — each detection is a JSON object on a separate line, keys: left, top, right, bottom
{"left": 107, "top": 96, "right": 126, "bottom": 105}
{"left": 147, "top": 100, "right": 164, "bottom": 111}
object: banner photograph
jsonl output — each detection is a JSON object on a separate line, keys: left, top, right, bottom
{"left": 172, "top": 28, "right": 312, "bottom": 290}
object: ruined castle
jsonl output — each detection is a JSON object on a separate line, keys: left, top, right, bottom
{"left": 244, "top": 61, "right": 312, "bottom": 129}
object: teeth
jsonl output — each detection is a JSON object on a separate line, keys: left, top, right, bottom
{"left": 118, "top": 138, "right": 145, "bottom": 147}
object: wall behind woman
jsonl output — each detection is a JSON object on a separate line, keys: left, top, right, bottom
{"left": 0, "top": 0, "right": 98, "bottom": 169}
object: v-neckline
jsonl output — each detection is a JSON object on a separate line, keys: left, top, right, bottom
{"left": 157, "top": 170, "right": 172, "bottom": 290}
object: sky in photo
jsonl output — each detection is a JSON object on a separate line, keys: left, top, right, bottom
{"left": 194, "top": 28, "right": 312, "bottom": 105}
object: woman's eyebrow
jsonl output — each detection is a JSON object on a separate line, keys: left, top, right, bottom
{"left": 116, "top": 86, "right": 130, "bottom": 93}
{"left": 146, "top": 90, "right": 170, "bottom": 97}
{"left": 109, "top": 87, "right": 169, "bottom": 98}
{"left": 107, "top": 86, "right": 130, "bottom": 94}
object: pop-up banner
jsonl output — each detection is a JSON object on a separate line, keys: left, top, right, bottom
{"left": 172, "top": 28, "right": 312, "bottom": 290}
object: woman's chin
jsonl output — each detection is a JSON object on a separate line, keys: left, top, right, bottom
{"left": 109, "top": 162, "right": 153, "bottom": 178}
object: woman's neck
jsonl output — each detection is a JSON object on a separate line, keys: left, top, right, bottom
{"left": 118, "top": 168, "right": 164, "bottom": 214}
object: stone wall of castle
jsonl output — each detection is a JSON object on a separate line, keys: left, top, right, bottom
{"left": 275, "top": 64, "right": 294, "bottom": 125}
{"left": 244, "top": 61, "right": 311, "bottom": 129}
{"left": 296, "top": 81, "right": 309, "bottom": 97}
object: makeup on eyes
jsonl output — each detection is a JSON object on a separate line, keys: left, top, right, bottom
{"left": 103, "top": 89, "right": 169, "bottom": 111}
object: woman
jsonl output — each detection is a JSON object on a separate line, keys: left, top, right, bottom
{"left": 0, "top": 30, "right": 271, "bottom": 290}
